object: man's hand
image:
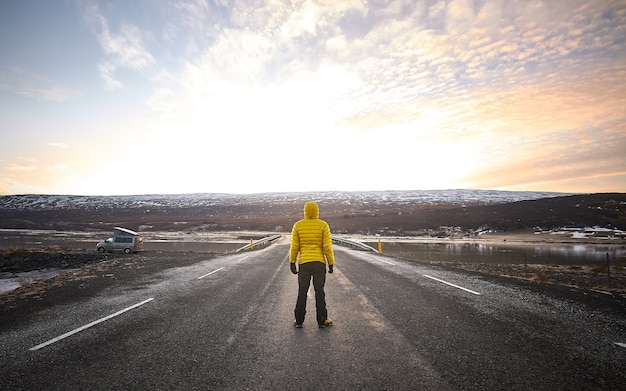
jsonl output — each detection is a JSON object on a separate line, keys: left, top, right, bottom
{"left": 290, "top": 263, "right": 298, "bottom": 274}
{"left": 328, "top": 264, "right": 334, "bottom": 274}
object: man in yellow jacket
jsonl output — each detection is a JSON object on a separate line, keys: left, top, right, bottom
{"left": 290, "top": 201, "right": 335, "bottom": 328}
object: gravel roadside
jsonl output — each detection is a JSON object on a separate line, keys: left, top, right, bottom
{"left": 0, "top": 249, "right": 215, "bottom": 330}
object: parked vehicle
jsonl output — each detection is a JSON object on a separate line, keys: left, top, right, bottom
{"left": 96, "top": 227, "right": 144, "bottom": 253}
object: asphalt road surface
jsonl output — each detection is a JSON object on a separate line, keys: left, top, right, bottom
{"left": 1, "top": 241, "right": 625, "bottom": 390}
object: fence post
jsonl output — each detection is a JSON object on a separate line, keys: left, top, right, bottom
{"left": 607, "top": 252, "right": 611, "bottom": 288}
{"left": 524, "top": 253, "right": 528, "bottom": 278}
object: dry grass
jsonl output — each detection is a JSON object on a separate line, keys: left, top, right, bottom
{"left": 530, "top": 271, "right": 549, "bottom": 282}
{"left": 591, "top": 264, "right": 608, "bottom": 273}
{"left": 412, "top": 259, "right": 625, "bottom": 295}
{"left": 2, "top": 246, "right": 72, "bottom": 255}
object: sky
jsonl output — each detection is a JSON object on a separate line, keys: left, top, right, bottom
{"left": 1, "top": 0, "right": 625, "bottom": 196}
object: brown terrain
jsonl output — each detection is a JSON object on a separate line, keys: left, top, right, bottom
{"left": 1, "top": 192, "right": 625, "bottom": 234}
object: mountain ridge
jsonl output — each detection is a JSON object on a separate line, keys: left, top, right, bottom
{"left": 1, "top": 190, "right": 624, "bottom": 234}
{"left": 0, "top": 189, "right": 570, "bottom": 210}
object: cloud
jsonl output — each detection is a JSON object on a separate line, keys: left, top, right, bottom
{"left": 76, "top": 1, "right": 155, "bottom": 89}
{"left": 0, "top": 154, "right": 89, "bottom": 195}
{"left": 6, "top": 162, "right": 38, "bottom": 171}
{"left": 280, "top": 0, "right": 321, "bottom": 37}
{"left": 45, "top": 164, "right": 72, "bottom": 174}
{"left": 461, "top": 120, "right": 626, "bottom": 191}
{"left": 101, "top": 24, "right": 154, "bottom": 70}
{"left": 96, "top": 62, "right": 122, "bottom": 90}
{"left": 146, "top": 4, "right": 625, "bottom": 138}
{"left": 1, "top": 160, "right": 39, "bottom": 194}
{"left": 0, "top": 68, "right": 77, "bottom": 101}
{"left": 31, "top": 0, "right": 621, "bottom": 195}
{"left": 48, "top": 142, "right": 70, "bottom": 149}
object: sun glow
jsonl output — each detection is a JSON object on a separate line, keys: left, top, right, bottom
{"left": 1, "top": 1, "right": 625, "bottom": 195}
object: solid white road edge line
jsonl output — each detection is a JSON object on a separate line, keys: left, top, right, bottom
{"left": 198, "top": 267, "right": 224, "bottom": 280}
{"left": 29, "top": 298, "right": 154, "bottom": 351}
{"left": 422, "top": 274, "right": 481, "bottom": 295}
{"left": 615, "top": 342, "right": 626, "bottom": 348}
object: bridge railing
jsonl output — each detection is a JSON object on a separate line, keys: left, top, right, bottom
{"left": 234, "top": 234, "right": 380, "bottom": 254}
{"left": 234, "top": 234, "right": 283, "bottom": 252}
{"left": 332, "top": 237, "right": 380, "bottom": 253}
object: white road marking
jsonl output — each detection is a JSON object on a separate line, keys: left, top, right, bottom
{"left": 379, "top": 259, "right": 395, "bottom": 265}
{"left": 198, "top": 267, "right": 224, "bottom": 280}
{"left": 615, "top": 342, "right": 626, "bottom": 348}
{"left": 238, "top": 256, "right": 249, "bottom": 262}
{"left": 29, "top": 298, "right": 154, "bottom": 351}
{"left": 422, "top": 274, "right": 481, "bottom": 295}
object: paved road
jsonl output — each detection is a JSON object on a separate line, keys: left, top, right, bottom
{"left": 1, "top": 240, "right": 625, "bottom": 390}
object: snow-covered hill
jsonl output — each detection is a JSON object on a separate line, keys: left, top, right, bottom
{"left": 0, "top": 190, "right": 570, "bottom": 211}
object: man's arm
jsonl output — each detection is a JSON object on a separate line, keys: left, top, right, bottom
{"left": 289, "top": 225, "right": 300, "bottom": 263}
{"left": 322, "top": 223, "right": 335, "bottom": 266}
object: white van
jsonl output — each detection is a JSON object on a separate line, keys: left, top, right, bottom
{"left": 96, "top": 227, "right": 144, "bottom": 254}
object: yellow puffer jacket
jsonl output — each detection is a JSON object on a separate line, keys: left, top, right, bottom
{"left": 289, "top": 202, "right": 335, "bottom": 266}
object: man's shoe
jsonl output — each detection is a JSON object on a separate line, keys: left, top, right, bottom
{"left": 319, "top": 319, "right": 333, "bottom": 328}
{"left": 293, "top": 319, "right": 303, "bottom": 328}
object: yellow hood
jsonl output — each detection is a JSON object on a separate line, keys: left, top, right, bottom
{"left": 304, "top": 201, "right": 319, "bottom": 219}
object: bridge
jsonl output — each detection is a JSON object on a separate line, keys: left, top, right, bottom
{"left": 235, "top": 234, "right": 380, "bottom": 254}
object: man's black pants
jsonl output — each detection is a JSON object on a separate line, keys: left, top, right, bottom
{"left": 294, "top": 261, "right": 327, "bottom": 326}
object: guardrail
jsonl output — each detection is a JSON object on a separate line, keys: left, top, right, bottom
{"left": 332, "top": 237, "right": 380, "bottom": 253}
{"left": 234, "top": 234, "right": 283, "bottom": 252}
{"left": 234, "top": 234, "right": 379, "bottom": 254}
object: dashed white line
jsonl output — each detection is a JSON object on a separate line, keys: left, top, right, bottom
{"left": 615, "top": 342, "right": 626, "bottom": 349}
{"left": 238, "top": 256, "right": 249, "bottom": 262}
{"left": 29, "top": 298, "right": 154, "bottom": 351}
{"left": 378, "top": 259, "right": 395, "bottom": 265}
{"left": 422, "top": 274, "right": 481, "bottom": 295}
{"left": 198, "top": 267, "right": 224, "bottom": 280}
